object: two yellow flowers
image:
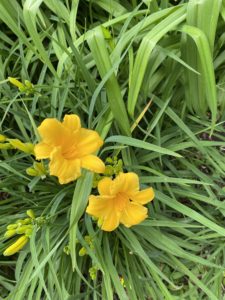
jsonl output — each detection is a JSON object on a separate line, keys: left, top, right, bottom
{"left": 34, "top": 114, "right": 154, "bottom": 231}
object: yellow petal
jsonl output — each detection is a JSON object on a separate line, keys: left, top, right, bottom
{"left": 120, "top": 202, "right": 148, "bottom": 227}
{"left": 49, "top": 148, "right": 81, "bottom": 184}
{"left": 86, "top": 195, "right": 119, "bottom": 231}
{"left": 76, "top": 128, "right": 103, "bottom": 156}
{"left": 80, "top": 155, "right": 105, "bottom": 173}
{"left": 122, "top": 172, "right": 139, "bottom": 195}
{"left": 131, "top": 187, "right": 154, "bottom": 204}
{"left": 110, "top": 173, "right": 126, "bottom": 195}
{"left": 111, "top": 172, "right": 139, "bottom": 196}
{"left": 37, "top": 118, "right": 68, "bottom": 146}
{"left": 34, "top": 142, "right": 53, "bottom": 159}
{"left": 98, "top": 177, "right": 113, "bottom": 195}
{"left": 101, "top": 210, "right": 120, "bottom": 232}
{"left": 86, "top": 195, "right": 113, "bottom": 218}
{"left": 62, "top": 114, "right": 81, "bottom": 132}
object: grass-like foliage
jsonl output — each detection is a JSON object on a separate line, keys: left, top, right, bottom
{"left": 0, "top": 0, "right": 225, "bottom": 299}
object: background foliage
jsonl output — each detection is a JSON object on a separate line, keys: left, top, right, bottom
{"left": 0, "top": 0, "right": 225, "bottom": 299}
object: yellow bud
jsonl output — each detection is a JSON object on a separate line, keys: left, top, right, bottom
{"left": 120, "top": 277, "right": 126, "bottom": 287}
{"left": 63, "top": 245, "right": 70, "bottom": 255}
{"left": 84, "top": 235, "right": 92, "bottom": 244}
{"left": 0, "top": 134, "right": 6, "bottom": 142}
{"left": 23, "top": 218, "right": 32, "bottom": 224}
{"left": 104, "top": 165, "right": 114, "bottom": 176}
{"left": 25, "top": 228, "right": 33, "bottom": 237}
{"left": 16, "top": 219, "right": 30, "bottom": 225}
{"left": 79, "top": 247, "right": 87, "bottom": 256}
{"left": 7, "top": 224, "right": 18, "bottom": 230}
{"left": 89, "top": 266, "right": 98, "bottom": 280}
{"left": 0, "top": 143, "right": 13, "bottom": 150}
{"left": 16, "top": 225, "right": 32, "bottom": 234}
{"left": 3, "top": 235, "right": 28, "bottom": 256}
{"left": 34, "top": 162, "right": 47, "bottom": 175}
{"left": 26, "top": 167, "right": 38, "bottom": 176}
{"left": 26, "top": 209, "right": 35, "bottom": 219}
{"left": 24, "top": 80, "right": 33, "bottom": 88}
{"left": 106, "top": 157, "right": 113, "bottom": 164}
{"left": 8, "top": 139, "right": 34, "bottom": 154}
{"left": 101, "top": 26, "right": 112, "bottom": 39}
{"left": 16, "top": 220, "right": 23, "bottom": 225}
{"left": 4, "top": 229, "right": 16, "bottom": 238}
{"left": 8, "top": 77, "right": 25, "bottom": 89}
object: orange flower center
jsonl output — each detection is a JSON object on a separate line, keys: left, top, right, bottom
{"left": 114, "top": 192, "right": 129, "bottom": 212}
{"left": 62, "top": 143, "right": 78, "bottom": 160}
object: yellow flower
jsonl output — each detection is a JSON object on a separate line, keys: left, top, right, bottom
{"left": 34, "top": 114, "right": 105, "bottom": 184}
{"left": 3, "top": 235, "right": 28, "bottom": 256}
{"left": 86, "top": 172, "right": 154, "bottom": 231}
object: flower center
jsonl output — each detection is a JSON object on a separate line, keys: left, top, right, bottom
{"left": 62, "top": 143, "right": 78, "bottom": 159}
{"left": 115, "top": 192, "right": 129, "bottom": 212}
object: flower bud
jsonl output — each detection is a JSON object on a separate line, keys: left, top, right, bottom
{"left": 79, "top": 247, "right": 87, "bottom": 256}
{"left": 3, "top": 235, "right": 28, "bottom": 256}
{"left": 26, "top": 209, "right": 35, "bottom": 219}
{"left": 0, "top": 134, "right": 6, "bottom": 142}
{"left": 4, "top": 229, "right": 16, "bottom": 238}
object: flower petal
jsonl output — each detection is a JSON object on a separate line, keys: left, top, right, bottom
{"left": 111, "top": 172, "right": 139, "bottom": 196}
{"left": 76, "top": 128, "right": 103, "bottom": 156}
{"left": 34, "top": 142, "right": 53, "bottom": 159}
{"left": 37, "top": 118, "right": 68, "bottom": 146}
{"left": 110, "top": 173, "right": 126, "bottom": 195}
{"left": 49, "top": 147, "right": 81, "bottom": 184}
{"left": 131, "top": 187, "right": 154, "bottom": 204}
{"left": 98, "top": 177, "right": 113, "bottom": 195}
{"left": 80, "top": 155, "right": 105, "bottom": 173}
{"left": 62, "top": 114, "right": 81, "bottom": 132}
{"left": 86, "top": 195, "right": 113, "bottom": 218}
{"left": 101, "top": 210, "right": 120, "bottom": 232}
{"left": 86, "top": 195, "right": 120, "bottom": 231}
{"left": 120, "top": 202, "right": 148, "bottom": 227}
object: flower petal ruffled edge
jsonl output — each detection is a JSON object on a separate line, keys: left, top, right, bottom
{"left": 34, "top": 142, "right": 53, "bottom": 159}
{"left": 62, "top": 114, "right": 81, "bottom": 132}
{"left": 37, "top": 118, "right": 67, "bottom": 146}
{"left": 80, "top": 155, "right": 105, "bottom": 173}
{"left": 76, "top": 128, "right": 104, "bottom": 156}
{"left": 131, "top": 187, "right": 154, "bottom": 204}
{"left": 120, "top": 202, "right": 148, "bottom": 227}
{"left": 110, "top": 172, "right": 139, "bottom": 196}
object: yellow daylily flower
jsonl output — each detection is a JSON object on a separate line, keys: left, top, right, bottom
{"left": 86, "top": 172, "right": 154, "bottom": 231}
{"left": 34, "top": 114, "right": 105, "bottom": 184}
{"left": 3, "top": 235, "right": 29, "bottom": 256}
